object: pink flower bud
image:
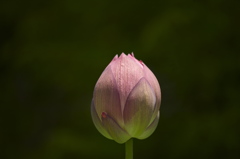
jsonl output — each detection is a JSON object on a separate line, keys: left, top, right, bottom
{"left": 91, "top": 53, "right": 161, "bottom": 144}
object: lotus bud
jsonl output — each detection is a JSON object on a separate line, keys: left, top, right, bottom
{"left": 91, "top": 53, "right": 161, "bottom": 144}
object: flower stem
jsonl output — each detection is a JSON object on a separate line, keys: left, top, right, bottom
{"left": 125, "top": 138, "right": 133, "bottom": 159}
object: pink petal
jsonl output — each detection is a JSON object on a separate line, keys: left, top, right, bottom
{"left": 123, "top": 78, "right": 156, "bottom": 137}
{"left": 110, "top": 53, "right": 144, "bottom": 112}
{"left": 93, "top": 66, "right": 123, "bottom": 127}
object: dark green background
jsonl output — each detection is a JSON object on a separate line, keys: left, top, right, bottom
{"left": 1, "top": 0, "right": 239, "bottom": 159}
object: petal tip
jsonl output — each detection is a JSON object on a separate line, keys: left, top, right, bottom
{"left": 112, "top": 54, "right": 118, "bottom": 61}
{"left": 120, "top": 52, "right": 127, "bottom": 58}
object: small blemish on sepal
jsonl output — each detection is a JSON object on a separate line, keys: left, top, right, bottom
{"left": 101, "top": 112, "right": 107, "bottom": 118}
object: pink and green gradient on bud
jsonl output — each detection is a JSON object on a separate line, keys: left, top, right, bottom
{"left": 91, "top": 53, "right": 161, "bottom": 144}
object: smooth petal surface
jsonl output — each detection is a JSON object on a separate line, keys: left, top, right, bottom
{"left": 110, "top": 53, "right": 144, "bottom": 111}
{"left": 91, "top": 101, "right": 112, "bottom": 139}
{"left": 93, "top": 66, "right": 123, "bottom": 127}
{"left": 123, "top": 78, "right": 156, "bottom": 137}
{"left": 143, "top": 65, "right": 161, "bottom": 123}
{"left": 137, "top": 111, "right": 160, "bottom": 139}
{"left": 101, "top": 112, "right": 131, "bottom": 144}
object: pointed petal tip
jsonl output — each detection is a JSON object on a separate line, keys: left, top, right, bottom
{"left": 127, "top": 52, "right": 134, "bottom": 57}
{"left": 139, "top": 60, "right": 144, "bottom": 66}
{"left": 119, "top": 52, "right": 129, "bottom": 59}
{"left": 113, "top": 54, "right": 118, "bottom": 59}
{"left": 127, "top": 53, "right": 144, "bottom": 68}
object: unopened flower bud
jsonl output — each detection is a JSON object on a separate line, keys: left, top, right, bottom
{"left": 91, "top": 53, "right": 161, "bottom": 144}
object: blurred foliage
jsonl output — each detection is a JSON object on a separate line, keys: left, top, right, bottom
{"left": 0, "top": 0, "right": 239, "bottom": 159}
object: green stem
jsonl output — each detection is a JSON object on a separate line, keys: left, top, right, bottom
{"left": 125, "top": 138, "right": 133, "bottom": 159}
